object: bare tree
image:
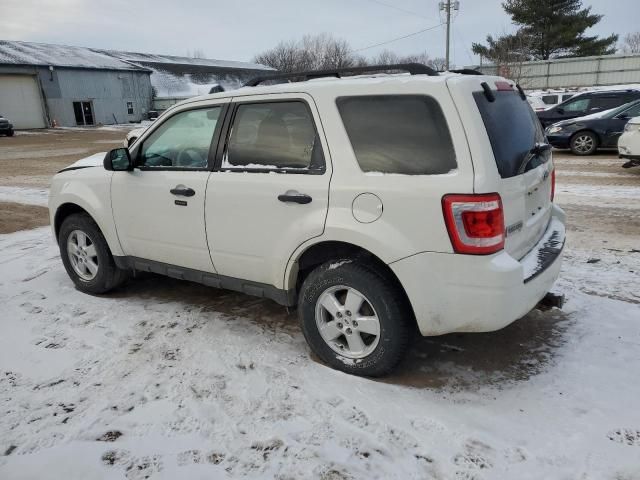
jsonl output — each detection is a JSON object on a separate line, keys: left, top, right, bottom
{"left": 620, "top": 32, "right": 640, "bottom": 54}
{"left": 186, "top": 48, "right": 206, "bottom": 59}
{"left": 254, "top": 33, "right": 359, "bottom": 72}
{"left": 254, "top": 34, "right": 445, "bottom": 73}
{"left": 371, "top": 50, "right": 448, "bottom": 71}
{"left": 472, "top": 31, "right": 533, "bottom": 86}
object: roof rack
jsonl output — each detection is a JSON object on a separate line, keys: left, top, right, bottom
{"left": 449, "top": 68, "right": 483, "bottom": 75}
{"left": 243, "top": 63, "right": 439, "bottom": 87}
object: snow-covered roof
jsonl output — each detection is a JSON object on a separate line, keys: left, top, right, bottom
{"left": 0, "top": 40, "right": 273, "bottom": 76}
{"left": 0, "top": 40, "right": 149, "bottom": 71}
{"left": 101, "top": 50, "right": 272, "bottom": 72}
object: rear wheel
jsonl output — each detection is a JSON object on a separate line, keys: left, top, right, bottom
{"left": 570, "top": 131, "right": 597, "bottom": 155}
{"left": 58, "top": 213, "right": 127, "bottom": 294}
{"left": 298, "top": 260, "right": 411, "bottom": 376}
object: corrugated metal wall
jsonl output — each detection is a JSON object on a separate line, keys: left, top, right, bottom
{"left": 21, "top": 67, "right": 153, "bottom": 127}
{"left": 468, "top": 53, "right": 640, "bottom": 90}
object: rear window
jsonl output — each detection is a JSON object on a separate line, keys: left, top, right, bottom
{"left": 474, "top": 90, "right": 547, "bottom": 178}
{"left": 336, "top": 95, "right": 457, "bottom": 175}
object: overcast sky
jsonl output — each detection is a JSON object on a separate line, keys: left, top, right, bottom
{"left": 1, "top": 0, "right": 638, "bottom": 66}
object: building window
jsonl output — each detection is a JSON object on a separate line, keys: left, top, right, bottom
{"left": 127, "top": 102, "right": 134, "bottom": 115}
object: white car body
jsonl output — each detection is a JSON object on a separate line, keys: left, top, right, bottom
{"left": 49, "top": 70, "right": 565, "bottom": 373}
{"left": 618, "top": 116, "right": 640, "bottom": 163}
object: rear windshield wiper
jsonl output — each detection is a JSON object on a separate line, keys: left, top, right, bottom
{"left": 518, "top": 142, "right": 551, "bottom": 174}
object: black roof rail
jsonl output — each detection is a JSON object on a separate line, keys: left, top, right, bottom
{"left": 449, "top": 68, "right": 483, "bottom": 75}
{"left": 243, "top": 63, "right": 439, "bottom": 87}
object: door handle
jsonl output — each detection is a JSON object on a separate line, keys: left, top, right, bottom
{"left": 170, "top": 186, "right": 195, "bottom": 197}
{"left": 278, "top": 191, "right": 312, "bottom": 204}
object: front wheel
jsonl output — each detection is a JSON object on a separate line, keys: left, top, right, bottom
{"left": 298, "top": 260, "right": 411, "bottom": 376}
{"left": 58, "top": 213, "right": 127, "bottom": 294}
{"left": 570, "top": 131, "right": 598, "bottom": 155}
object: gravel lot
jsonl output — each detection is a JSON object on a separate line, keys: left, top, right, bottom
{"left": 0, "top": 129, "right": 639, "bottom": 479}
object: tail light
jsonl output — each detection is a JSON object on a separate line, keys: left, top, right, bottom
{"left": 442, "top": 193, "right": 505, "bottom": 255}
{"left": 550, "top": 168, "right": 556, "bottom": 202}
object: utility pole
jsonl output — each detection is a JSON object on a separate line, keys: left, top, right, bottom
{"left": 439, "top": 1, "right": 460, "bottom": 71}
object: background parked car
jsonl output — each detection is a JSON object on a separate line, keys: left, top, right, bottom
{"left": 0, "top": 114, "right": 14, "bottom": 136}
{"left": 545, "top": 100, "right": 640, "bottom": 155}
{"left": 537, "top": 90, "right": 640, "bottom": 128}
{"left": 527, "top": 91, "right": 575, "bottom": 112}
{"left": 618, "top": 115, "right": 640, "bottom": 168}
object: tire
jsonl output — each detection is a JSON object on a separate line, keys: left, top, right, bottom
{"left": 570, "top": 131, "right": 598, "bottom": 155}
{"left": 298, "top": 259, "right": 411, "bottom": 376}
{"left": 58, "top": 213, "right": 128, "bottom": 294}
{"left": 7, "top": 130, "right": 14, "bottom": 137}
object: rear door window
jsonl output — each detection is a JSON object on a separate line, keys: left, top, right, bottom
{"left": 541, "top": 95, "right": 558, "bottom": 105}
{"left": 474, "top": 89, "right": 548, "bottom": 179}
{"left": 591, "top": 96, "right": 624, "bottom": 111}
{"left": 336, "top": 95, "right": 456, "bottom": 175}
{"left": 223, "top": 101, "right": 324, "bottom": 172}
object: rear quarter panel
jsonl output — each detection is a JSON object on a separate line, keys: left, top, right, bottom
{"left": 284, "top": 77, "right": 475, "bottom": 289}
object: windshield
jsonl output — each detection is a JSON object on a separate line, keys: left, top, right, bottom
{"left": 602, "top": 100, "right": 640, "bottom": 119}
{"left": 474, "top": 90, "right": 548, "bottom": 179}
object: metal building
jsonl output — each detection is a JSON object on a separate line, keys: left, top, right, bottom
{"left": 0, "top": 40, "right": 153, "bottom": 128}
{"left": 0, "top": 40, "right": 272, "bottom": 129}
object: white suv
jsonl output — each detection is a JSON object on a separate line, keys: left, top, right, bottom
{"left": 49, "top": 64, "right": 565, "bottom": 376}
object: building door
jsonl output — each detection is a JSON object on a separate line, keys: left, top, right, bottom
{"left": 0, "top": 75, "right": 46, "bottom": 129}
{"left": 73, "top": 101, "right": 94, "bottom": 126}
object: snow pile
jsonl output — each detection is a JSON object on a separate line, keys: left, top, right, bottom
{"left": 0, "top": 186, "right": 48, "bottom": 206}
{"left": 149, "top": 69, "right": 245, "bottom": 98}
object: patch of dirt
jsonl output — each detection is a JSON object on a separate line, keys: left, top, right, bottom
{"left": 0, "top": 202, "right": 50, "bottom": 234}
{"left": 0, "top": 128, "right": 131, "bottom": 187}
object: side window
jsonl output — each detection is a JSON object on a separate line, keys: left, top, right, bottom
{"left": 562, "top": 94, "right": 574, "bottom": 102}
{"left": 622, "top": 103, "right": 640, "bottom": 118}
{"left": 542, "top": 95, "right": 558, "bottom": 105}
{"left": 139, "top": 107, "right": 221, "bottom": 168}
{"left": 336, "top": 95, "right": 456, "bottom": 175}
{"left": 223, "top": 101, "right": 324, "bottom": 172}
{"left": 563, "top": 98, "right": 590, "bottom": 112}
{"left": 591, "top": 96, "right": 623, "bottom": 111}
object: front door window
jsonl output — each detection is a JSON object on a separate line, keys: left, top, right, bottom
{"left": 139, "top": 107, "right": 221, "bottom": 168}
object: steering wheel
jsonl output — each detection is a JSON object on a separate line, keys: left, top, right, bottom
{"left": 176, "top": 148, "right": 206, "bottom": 167}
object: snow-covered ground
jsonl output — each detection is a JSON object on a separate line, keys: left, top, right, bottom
{"left": 0, "top": 212, "right": 639, "bottom": 479}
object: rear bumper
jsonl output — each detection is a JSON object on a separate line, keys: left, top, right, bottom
{"left": 390, "top": 205, "right": 566, "bottom": 336}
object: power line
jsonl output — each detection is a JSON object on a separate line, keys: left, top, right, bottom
{"left": 354, "top": 23, "right": 446, "bottom": 53}
{"left": 356, "top": 0, "right": 433, "bottom": 20}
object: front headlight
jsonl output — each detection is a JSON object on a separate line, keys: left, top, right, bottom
{"left": 547, "top": 126, "right": 563, "bottom": 134}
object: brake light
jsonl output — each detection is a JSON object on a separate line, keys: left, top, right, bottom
{"left": 495, "top": 81, "right": 513, "bottom": 91}
{"left": 442, "top": 193, "right": 505, "bottom": 255}
{"left": 550, "top": 169, "right": 556, "bottom": 202}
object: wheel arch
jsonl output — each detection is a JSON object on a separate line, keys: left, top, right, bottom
{"left": 54, "top": 203, "right": 91, "bottom": 240}
{"left": 53, "top": 199, "right": 123, "bottom": 257}
{"left": 287, "top": 240, "right": 417, "bottom": 325}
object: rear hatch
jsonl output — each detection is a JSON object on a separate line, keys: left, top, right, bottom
{"left": 447, "top": 76, "right": 554, "bottom": 260}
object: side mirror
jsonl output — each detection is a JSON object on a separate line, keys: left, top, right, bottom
{"left": 104, "top": 148, "right": 132, "bottom": 171}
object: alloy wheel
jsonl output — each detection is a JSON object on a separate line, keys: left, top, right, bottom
{"left": 67, "top": 229, "right": 99, "bottom": 281}
{"left": 315, "top": 285, "right": 381, "bottom": 359}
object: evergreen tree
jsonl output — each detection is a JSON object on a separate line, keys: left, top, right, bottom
{"left": 473, "top": 0, "right": 618, "bottom": 61}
